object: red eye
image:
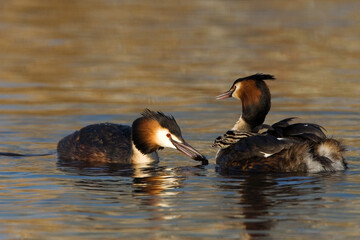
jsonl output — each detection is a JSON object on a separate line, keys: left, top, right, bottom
{"left": 166, "top": 133, "right": 171, "bottom": 138}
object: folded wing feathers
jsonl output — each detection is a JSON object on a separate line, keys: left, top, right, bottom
{"left": 271, "top": 117, "right": 296, "bottom": 128}
{"left": 232, "top": 134, "right": 295, "bottom": 159}
{"left": 283, "top": 123, "right": 326, "bottom": 140}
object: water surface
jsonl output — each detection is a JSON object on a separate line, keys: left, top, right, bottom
{"left": 0, "top": 1, "right": 359, "bottom": 239}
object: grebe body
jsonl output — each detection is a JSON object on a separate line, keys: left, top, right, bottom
{"left": 214, "top": 74, "right": 347, "bottom": 173}
{"left": 57, "top": 109, "right": 207, "bottom": 165}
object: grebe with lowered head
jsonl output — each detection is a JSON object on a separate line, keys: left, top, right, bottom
{"left": 57, "top": 109, "right": 208, "bottom": 165}
{"left": 214, "top": 73, "right": 347, "bottom": 173}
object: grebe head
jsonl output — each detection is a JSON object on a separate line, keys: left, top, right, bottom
{"left": 132, "top": 109, "right": 207, "bottom": 162}
{"left": 216, "top": 73, "right": 275, "bottom": 131}
{"left": 216, "top": 73, "right": 275, "bottom": 100}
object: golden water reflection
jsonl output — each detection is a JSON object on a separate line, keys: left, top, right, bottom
{"left": 0, "top": 0, "right": 359, "bottom": 239}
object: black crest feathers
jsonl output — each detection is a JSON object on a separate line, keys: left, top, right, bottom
{"left": 235, "top": 73, "right": 275, "bottom": 83}
{"left": 141, "top": 109, "right": 182, "bottom": 137}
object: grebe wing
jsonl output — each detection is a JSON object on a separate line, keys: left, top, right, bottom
{"left": 232, "top": 134, "right": 295, "bottom": 159}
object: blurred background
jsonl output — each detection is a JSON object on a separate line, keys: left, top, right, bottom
{"left": 0, "top": 0, "right": 359, "bottom": 239}
{"left": 0, "top": 0, "right": 359, "bottom": 152}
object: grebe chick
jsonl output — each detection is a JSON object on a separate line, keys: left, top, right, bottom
{"left": 57, "top": 109, "right": 208, "bottom": 165}
{"left": 214, "top": 73, "right": 347, "bottom": 173}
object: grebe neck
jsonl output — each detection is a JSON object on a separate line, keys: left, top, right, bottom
{"left": 237, "top": 80, "right": 271, "bottom": 131}
{"left": 131, "top": 142, "right": 159, "bottom": 165}
{"left": 231, "top": 115, "right": 252, "bottom": 131}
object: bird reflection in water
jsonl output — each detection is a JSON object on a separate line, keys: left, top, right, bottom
{"left": 57, "top": 159, "right": 207, "bottom": 220}
{"left": 237, "top": 175, "right": 276, "bottom": 239}
{"left": 217, "top": 173, "right": 337, "bottom": 240}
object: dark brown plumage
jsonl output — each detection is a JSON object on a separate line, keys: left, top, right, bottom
{"left": 57, "top": 123, "right": 132, "bottom": 163}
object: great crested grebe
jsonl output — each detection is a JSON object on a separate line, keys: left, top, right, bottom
{"left": 57, "top": 109, "right": 208, "bottom": 165}
{"left": 214, "top": 73, "right": 347, "bottom": 173}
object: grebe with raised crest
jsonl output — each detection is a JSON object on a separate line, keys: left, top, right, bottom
{"left": 57, "top": 109, "right": 208, "bottom": 165}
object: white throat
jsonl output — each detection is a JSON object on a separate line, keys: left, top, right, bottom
{"left": 131, "top": 142, "right": 159, "bottom": 165}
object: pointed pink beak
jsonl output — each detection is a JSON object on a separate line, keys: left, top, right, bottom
{"left": 215, "top": 89, "right": 234, "bottom": 100}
